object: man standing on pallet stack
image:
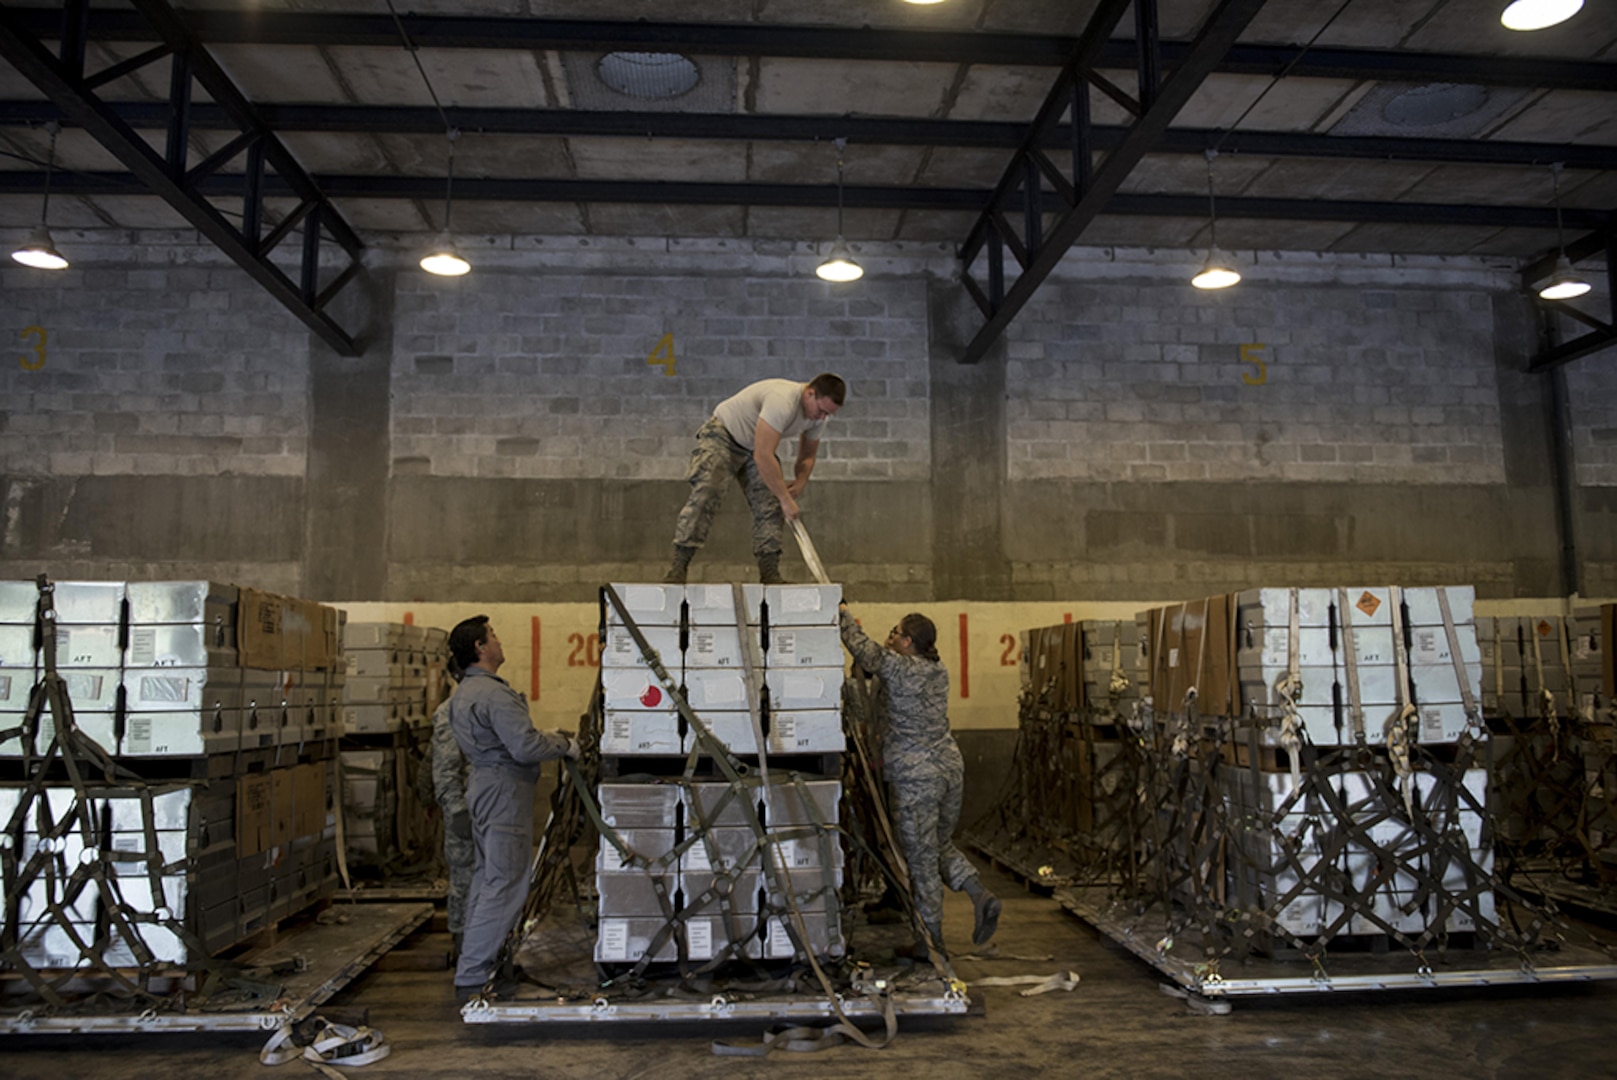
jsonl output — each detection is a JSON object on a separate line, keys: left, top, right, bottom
{"left": 447, "top": 615, "right": 580, "bottom": 1004}
{"left": 663, "top": 372, "right": 846, "bottom": 585}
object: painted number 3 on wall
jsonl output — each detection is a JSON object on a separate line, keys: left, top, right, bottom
{"left": 18, "top": 325, "right": 46, "bottom": 371}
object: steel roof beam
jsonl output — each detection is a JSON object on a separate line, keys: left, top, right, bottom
{"left": 7, "top": 101, "right": 1617, "bottom": 171}
{"left": 7, "top": 9, "right": 1616, "bottom": 92}
{"left": 0, "top": 2, "right": 365, "bottom": 356}
{"left": 6, "top": 169, "right": 1611, "bottom": 232}
{"left": 956, "top": 0, "right": 1268, "bottom": 363}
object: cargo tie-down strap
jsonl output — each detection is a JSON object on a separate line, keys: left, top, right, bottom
{"left": 966, "top": 592, "right": 1617, "bottom": 979}
{"left": 1, "top": 576, "right": 265, "bottom": 1014}
{"left": 261, "top": 1015, "right": 392, "bottom": 1077}
{"left": 487, "top": 585, "right": 948, "bottom": 1051}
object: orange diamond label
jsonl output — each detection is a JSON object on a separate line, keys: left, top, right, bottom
{"left": 1537, "top": 620, "right": 1553, "bottom": 638}
{"left": 1356, "top": 591, "right": 1382, "bottom": 618}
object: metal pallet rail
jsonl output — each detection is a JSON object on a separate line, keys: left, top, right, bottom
{"left": 464, "top": 986, "right": 969, "bottom": 1024}
{"left": 0, "top": 901, "right": 431, "bottom": 1035}
{"left": 1056, "top": 886, "right": 1617, "bottom": 999}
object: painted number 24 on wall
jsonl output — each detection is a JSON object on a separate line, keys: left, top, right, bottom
{"left": 18, "top": 325, "right": 47, "bottom": 370}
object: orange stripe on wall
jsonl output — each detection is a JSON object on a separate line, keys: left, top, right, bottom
{"left": 958, "top": 612, "right": 970, "bottom": 700}
{"left": 404, "top": 611, "right": 414, "bottom": 625}
{"left": 531, "top": 615, "right": 541, "bottom": 702}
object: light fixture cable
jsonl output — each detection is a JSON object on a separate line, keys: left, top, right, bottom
{"left": 816, "top": 137, "right": 863, "bottom": 282}
{"left": 40, "top": 120, "right": 58, "bottom": 230}
{"left": 1539, "top": 160, "right": 1591, "bottom": 301}
{"left": 387, "top": 0, "right": 470, "bottom": 275}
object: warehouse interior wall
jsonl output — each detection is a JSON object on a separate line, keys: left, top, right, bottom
{"left": 3, "top": 235, "right": 1614, "bottom": 827}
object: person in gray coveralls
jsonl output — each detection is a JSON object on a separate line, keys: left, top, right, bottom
{"left": 837, "top": 602, "right": 1001, "bottom": 956}
{"left": 448, "top": 615, "right": 579, "bottom": 1003}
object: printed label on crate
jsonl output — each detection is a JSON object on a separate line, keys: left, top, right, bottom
{"left": 686, "top": 919, "right": 712, "bottom": 960}
{"left": 1411, "top": 628, "right": 1449, "bottom": 665}
{"left": 1167, "top": 647, "right": 1179, "bottom": 669}
{"left": 775, "top": 715, "right": 796, "bottom": 742}
{"left": 1420, "top": 707, "right": 1446, "bottom": 742}
{"left": 688, "top": 629, "right": 738, "bottom": 666}
{"left": 684, "top": 842, "right": 711, "bottom": 872}
{"left": 126, "top": 718, "right": 152, "bottom": 753}
{"left": 130, "top": 628, "right": 156, "bottom": 666}
{"left": 767, "top": 918, "right": 793, "bottom": 956}
{"left": 598, "top": 919, "right": 629, "bottom": 961}
{"left": 1356, "top": 591, "right": 1382, "bottom": 618}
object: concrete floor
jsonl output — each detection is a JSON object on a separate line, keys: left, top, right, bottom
{"left": 5, "top": 863, "right": 1616, "bottom": 1079}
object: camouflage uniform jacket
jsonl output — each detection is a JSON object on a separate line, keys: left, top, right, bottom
{"left": 839, "top": 610, "right": 958, "bottom": 783}
{"left": 429, "top": 697, "right": 468, "bottom": 818}
{"left": 449, "top": 667, "right": 571, "bottom": 782}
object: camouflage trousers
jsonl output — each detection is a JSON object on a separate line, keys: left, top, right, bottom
{"left": 443, "top": 824, "right": 476, "bottom": 935}
{"left": 671, "top": 417, "right": 784, "bottom": 558}
{"left": 889, "top": 758, "right": 978, "bottom": 945}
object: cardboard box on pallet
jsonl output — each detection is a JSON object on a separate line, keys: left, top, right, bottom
{"left": 1147, "top": 595, "right": 1236, "bottom": 717}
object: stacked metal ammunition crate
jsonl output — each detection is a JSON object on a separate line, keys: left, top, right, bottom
{"left": 0, "top": 581, "right": 341, "bottom": 975}
{"left": 593, "top": 583, "right": 847, "bottom": 968}
{"left": 339, "top": 622, "right": 448, "bottom": 873}
{"left": 1147, "top": 586, "right": 1495, "bottom": 949}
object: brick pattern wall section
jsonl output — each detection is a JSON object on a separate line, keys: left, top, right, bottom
{"left": 1004, "top": 282, "right": 1506, "bottom": 485}
{"left": 1566, "top": 348, "right": 1617, "bottom": 488}
{"left": 1, "top": 264, "right": 311, "bottom": 478}
{"left": 388, "top": 270, "right": 931, "bottom": 482}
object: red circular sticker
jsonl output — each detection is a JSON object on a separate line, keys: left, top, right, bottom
{"left": 640, "top": 685, "right": 662, "bottom": 707}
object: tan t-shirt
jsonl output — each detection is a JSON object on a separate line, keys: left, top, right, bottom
{"left": 712, "top": 378, "right": 828, "bottom": 450}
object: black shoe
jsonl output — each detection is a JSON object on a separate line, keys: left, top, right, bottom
{"left": 971, "top": 891, "right": 1003, "bottom": 946}
{"left": 455, "top": 975, "right": 521, "bottom": 1004}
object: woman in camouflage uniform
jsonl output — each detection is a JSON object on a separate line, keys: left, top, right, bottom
{"left": 838, "top": 603, "right": 1001, "bottom": 954}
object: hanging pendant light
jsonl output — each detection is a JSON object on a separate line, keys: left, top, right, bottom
{"left": 816, "top": 139, "right": 863, "bottom": 283}
{"left": 1190, "top": 149, "right": 1239, "bottom": 290}
{"left": 12, "top": 122, "right": 68, "bottom": 271}
{"left": 1537, "top": 162, "right": 1589, "bottom": 301}
{"left": 1501, "top": 0, "right": 1583, "bottom": 31}
{"left": 421, "top": 128, "right": 470, "bottom": 277}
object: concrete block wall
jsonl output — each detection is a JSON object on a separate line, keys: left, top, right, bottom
{"left": 1005, "top": 282, "right": 1503, "bottom": 485}
{"left": 2, "top": 254, "right": 311, "bottom": 591}
{"left": 2, "top": 234, "right": 1613, "bottom": 600}
{"left": 1, "top": 262, "right": 311, "bottom": 479}
{"left": 387, "top": 270, "right": 931, "bottom": 483}
{"left": 1569, "top": 356, "right": 1617, "bottom": 488}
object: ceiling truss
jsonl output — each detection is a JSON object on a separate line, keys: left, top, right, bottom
{"left": 0, "top": 0, "right": 366, "bottom": 356}
{"left": 0, "top": 3, "right": 1613, "bottom": 368}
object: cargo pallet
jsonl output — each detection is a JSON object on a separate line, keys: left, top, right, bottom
{"left": 0, "top": 901, "right": 431, "bottom": 1035}
{"left": 1053, "top": 885, "right": 1617, "bottom": 1002}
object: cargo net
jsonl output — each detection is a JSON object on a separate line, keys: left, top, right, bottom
{"left": 1482, "top": 612, "right": 1617, "bottom": 895}
{"left": 967, "top": 645, "right": 1145, "bottom": 891}
{"left": 487, "top": 587, "right": 951, "bottom": 1040}
{"left": 1, "top": 578, "right": 248, "bottom": 1014}
{"left": 967, "top": 610, "right": 1617, "bottom": 975}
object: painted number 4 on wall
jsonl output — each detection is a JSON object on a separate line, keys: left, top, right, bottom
{"left": 647, "top": 332, "right": 676, "bottom": 377}
{"left": 18, "top": 325, "right": 47, "bottom": 370}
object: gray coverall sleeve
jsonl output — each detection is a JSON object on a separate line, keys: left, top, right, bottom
{"left": 839, "top": 609, "right": 897, "bottom": 680}
{"left": 486, "top": 684, "right": 573, "bottom": 765}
